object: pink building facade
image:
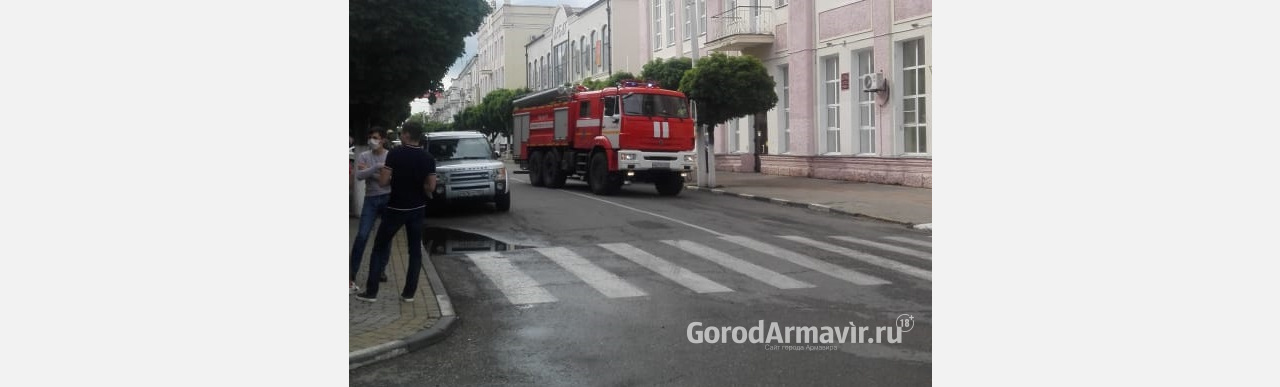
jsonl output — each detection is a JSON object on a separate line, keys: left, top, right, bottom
{"left": 642, "top": 0, "right": 932, "bottom": 188}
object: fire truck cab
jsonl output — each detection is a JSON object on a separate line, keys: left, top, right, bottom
{"left": 512, "top": 82, "right": 696, "bottom": 196}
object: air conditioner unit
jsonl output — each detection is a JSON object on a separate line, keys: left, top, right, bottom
{"left": 862, "top": 72, "right": 884, "bottom": 92}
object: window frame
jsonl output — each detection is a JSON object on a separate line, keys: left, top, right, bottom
{"left": 898, "top": 37, "right": 928, "bottom": 155}
{"left": 821, "top": 55, "right": 841, "bottom": 155}
{"left": 854, "top": 48, "right": 876, "bottom": 155}
{"left": 778, "top": 64, "right": 789, "bottom": 154}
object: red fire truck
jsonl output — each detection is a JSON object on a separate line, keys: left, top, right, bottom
{"left": 511, "top": 82, "right": 696, "bottom": 196}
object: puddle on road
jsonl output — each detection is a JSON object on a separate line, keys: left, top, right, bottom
{"left": 424, "top": 227, "right": 533, "bottom": 255}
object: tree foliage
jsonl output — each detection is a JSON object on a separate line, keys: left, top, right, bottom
{"left": 452, "top": 106, "right": 481, "bottom": 132}
{"left": 475, "top": 88, "right": 531, "bottom": 143}
{"left": 678, "top": 53, "right": 778, "bottom": 129}
{"left": 640, "top": 57, "right": 692, "bottom": 91}
{"left": 350, "top": 0, "right": 491, "bottom": 142}
{"left": 579, "top": 71, "right": 638, "bottom": 90}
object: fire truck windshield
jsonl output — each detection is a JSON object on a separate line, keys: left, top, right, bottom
{"left": 622, "top": 93, "right": 689, "bottom": 118}
{"left": 427, "top": 137, "right": 494, "bottom": 161}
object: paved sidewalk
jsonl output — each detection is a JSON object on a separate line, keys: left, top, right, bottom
{"left": 686, "top": 170, "right": 932, "bottom": 228}
{"left": 348, "top": 217, "right": 455, "bottom": 369}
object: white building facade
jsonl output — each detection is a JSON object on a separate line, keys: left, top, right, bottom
{"left": 645, "top": 0, "right": 932, "bottom": 188}
{"left": 525, "top": 0, "right": 645, "bottom": 91}
{"left": 475, "top": 1, "right": 559, "bottom": 97}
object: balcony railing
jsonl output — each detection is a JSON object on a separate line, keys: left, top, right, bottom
{"left": 707, "top": 6, "right": 775, "bottom": 44}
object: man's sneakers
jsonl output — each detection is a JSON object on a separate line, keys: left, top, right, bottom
{"left": 350, "top": 281, "right": 360, "bottom": 294}
{"left": 401, "top": 295, "right": 414, "bottom": 303}
{"left": 353, "top": 292, "right": 377, "bottom": 303}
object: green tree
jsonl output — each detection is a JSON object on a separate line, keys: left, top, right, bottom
{"left": 452, "top": 106, "right": 482, "bottom": 132}
{"left": 405, "top": 111, "right": 431, "bottom": 129}
{"left": 350, "top": 0, "right": 491, "bottom": 142}
{"left": 477, "top": 88, "right": 531, "bottom": 143}
{"left": 640, "top": 57, "right": 692, "bottom": 91}
{"left": 678, "top": 52, "right": 778, "bottom": 130}
{"left": 424, "top": 120, "right": 452, "bottom": 133}
{"left": 579, "top": 71, "right": 639, "bottom": 90}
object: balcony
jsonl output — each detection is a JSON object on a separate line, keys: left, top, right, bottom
{"left": 705, "top": 6, "right": 775, "bottom": 52}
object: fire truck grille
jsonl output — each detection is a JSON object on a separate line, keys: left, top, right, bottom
{"left": 644, "top": 156, "right": 677, "bottom": 161}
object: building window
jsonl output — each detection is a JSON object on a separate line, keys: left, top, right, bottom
{"left": 590, "top": 31, "right": 597, "bottom": 71}
{"left": 778, "top": 65, "right": 789, "bottom": 154}
{"left": 699, "top": 0, "right": 706, "bottom": 35}
{"left": 581, "top": 36, "right": 589, "bottom": 76}
{"left": 555, "top": 42, "right": 566, "bottom": 86}
{"left": 667, "top": 0, "right": 676, "bottom": 46}
{"left": 822, "top": 56, "right": 841, "bottom": 154}
{"left": 855, "top": 49, "right": 875, "bottom": 154}
{"left": 684, "top": 1, "right": 692, "bottom": 40}
{"left": 653, "top": 1, "right": 662, "bottom": 50}
{"left": 571, "top": 41, "right": 578, "bottom": 76}
{"left": 901, "top": 38, "right": 927, "bottom": 154}
{"left": 602, "top": 25, "right": 609, "bottom": 71}
{"left": 728, "top": 117, "right": 740, "bottom": 153}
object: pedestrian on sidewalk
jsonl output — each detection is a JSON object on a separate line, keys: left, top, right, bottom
{"left": 354, "top": 122, "right": 437, "bottom": 303}
{"left": 350, "top": 127, "right": 392, "bottom": 294}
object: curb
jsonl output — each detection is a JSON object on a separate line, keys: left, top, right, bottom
{"left": 685, "top": 185, "right": 928, "bottom": 229}
{"left": 349, "top": 245, "right": 459, "bottom": 370}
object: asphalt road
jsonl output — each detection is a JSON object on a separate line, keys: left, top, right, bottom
{"left": 350, "top": 167, "right": 933, "bottom": 386}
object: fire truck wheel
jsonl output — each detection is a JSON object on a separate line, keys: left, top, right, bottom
{"left": 655, "top": 173, "right": 684, "bottom": 196}
{"left": 543, "top": 149, "right": 566, "bottom": 188}
{"left": 528, "top": 150, "right": 546, "bottom": 187}
{"left": 589, "top": 152, "right": 620, "bottom": 195}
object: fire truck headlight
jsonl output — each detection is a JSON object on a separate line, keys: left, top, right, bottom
{"left": 621, "top": 153, "right": 637, "bottom": 161}
{"left": 683, "top": 154, "right": 695, "bottom": 162}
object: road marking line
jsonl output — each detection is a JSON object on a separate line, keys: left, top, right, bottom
{"left": 663, "top": 240, "right": 814, "bottom": 290}
{"left": 720, "top": 236, "right": 890, "bottom": 286}
{"left": 882, "top": 236, "right": 932, "bottom": 248}
{"left": 780, "top": 236, "right": 931, "bottom": 281}
{"left": 465, "top": 252, "right": 558, "bottom": 305}
{"left": 599, "top": 243, "right": 733, "bottom": 293}
{"left": 829, "top": 236, "right": 932, "bottom": 261}
{"left": 536, "top": 247, "right": 647, "bottom": 298}
{"left": 564, "top": 191, "right": 727, "bottom": 237}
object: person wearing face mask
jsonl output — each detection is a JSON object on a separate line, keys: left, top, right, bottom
{"left": 350, "top": 127, "right": 392, "bottom": 293}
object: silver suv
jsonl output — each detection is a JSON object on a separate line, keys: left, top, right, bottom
{"left": 425, "top": 131, "right": 511, "bottom": 212}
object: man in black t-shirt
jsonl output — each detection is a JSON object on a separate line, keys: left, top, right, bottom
{"left": 354, "top": 122, "right": 437, "bottom": 303}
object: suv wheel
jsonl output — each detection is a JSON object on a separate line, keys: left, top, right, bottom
{"left": 494, "top": 191, "right": 511, "bottom": 211}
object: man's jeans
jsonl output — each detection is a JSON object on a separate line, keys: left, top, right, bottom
{"left": 349, "top": 194, "right": 389, "bottom": 282}
{"left": 363, "top": 207, "right": 425, "bottom": 298}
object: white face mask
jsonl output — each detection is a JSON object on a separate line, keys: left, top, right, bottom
{"left": 369, "top": 139, "right": 382, "bottom": 148}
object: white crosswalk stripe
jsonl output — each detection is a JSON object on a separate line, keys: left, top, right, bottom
{"left": 599, "top": 243, "right": 734, "bottom": 293}
{"left": 663, "top": 240, "right": 815, "bottom": 289}
{"left": 466, "top": 252, "right": 558, "bottom": 305}
{"left": 830, "top": 236, "right": 931, "bottom": 260}
{"left": 780, "top": 236, "right": 932, "bottom": 281}
{"left": 536, "top": 247, "right": 648, "bottom": 298}
{"left": 882, "top": 236, "right": 931, "bottom": 249}
{"left": 720, "top": 236, "right": 890, "bottom": 286}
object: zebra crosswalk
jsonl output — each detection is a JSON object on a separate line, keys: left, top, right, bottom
{"left": 459, "top": 234, "right": 932, "bottom": 306}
